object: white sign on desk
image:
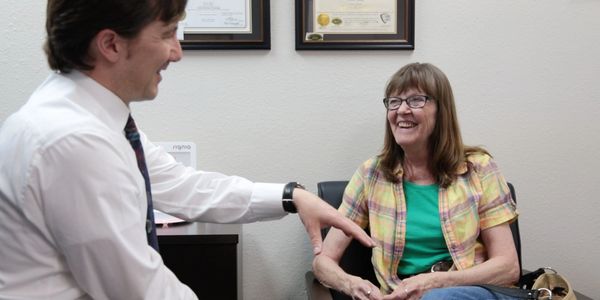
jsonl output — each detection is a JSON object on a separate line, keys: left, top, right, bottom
{"left": 155, "top": 141, "right": 197, "bottom": 169}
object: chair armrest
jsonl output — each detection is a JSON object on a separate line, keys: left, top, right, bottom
{"left": 305, "top": 271, "right": 333, "bottom": 300}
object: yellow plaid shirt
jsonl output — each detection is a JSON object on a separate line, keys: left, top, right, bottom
{"left": 339, "top": 153, "right": 518, "bottom": 293}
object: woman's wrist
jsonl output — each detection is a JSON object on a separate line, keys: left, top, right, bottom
{"left": 423, "top": 271, "right": 452, "bottom": 289}
{"left": 341, "top": 274, "right": 362, "bottom": 295}
{"left": 437, "top": 270, "right": 461, "bottom": 288}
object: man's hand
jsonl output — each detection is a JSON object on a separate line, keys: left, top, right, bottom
{"left": 292, "top": 188, "right": 375, "bottom": 255}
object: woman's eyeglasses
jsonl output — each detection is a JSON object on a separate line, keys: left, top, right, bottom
{"left": 383, "top": 95, "right": 432, "bottom": 110}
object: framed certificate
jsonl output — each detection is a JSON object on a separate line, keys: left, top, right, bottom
{"left": 179, "top": 0, "right": 270, "bottom": 50}
{"left": 295, "top": 0, "right": 414, "bottom": 50}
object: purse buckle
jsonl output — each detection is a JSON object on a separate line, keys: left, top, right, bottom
{"left": 430, "top": 260, "right": 453, "bottom": 272}
{"left": 536, "top": 287, "right": 553, "bottom": 300}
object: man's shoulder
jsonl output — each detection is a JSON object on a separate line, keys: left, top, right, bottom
{"left": 2, "top": 108, "right": 117, "bottom": 174}
{"left": 19, "top": 73, "right": 116, "bottom": 143}
{"left": 12, "top": 104, "right": 103, "bottom": 147}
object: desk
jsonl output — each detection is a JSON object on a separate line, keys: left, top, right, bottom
{"left": 158, "top": 223, "right": 242, "bottom": 300}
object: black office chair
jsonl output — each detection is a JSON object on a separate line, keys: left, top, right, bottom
{"left": 305, "top": 180, "right": 522, "bottom": 300}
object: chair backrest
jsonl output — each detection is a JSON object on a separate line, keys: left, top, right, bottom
{"left": 506, "top": 182, "right": 522, "bottom": 278}
{"left": 318, "top": 181, "right": 378, "bottom": 300}
{"left": 317, "top": 180, "right": 522, "bottom": 298}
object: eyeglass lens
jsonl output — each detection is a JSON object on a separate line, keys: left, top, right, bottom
{"left": 385, "top": 95, "right": 428, "bottom": 109}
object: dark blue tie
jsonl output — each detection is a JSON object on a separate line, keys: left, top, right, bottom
{"left": 124, "top": 115, "right": 159, "bottom": 251}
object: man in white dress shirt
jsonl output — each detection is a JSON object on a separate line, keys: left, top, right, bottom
{"left": 0, "top": 0, "right": 374, "bottom": 299}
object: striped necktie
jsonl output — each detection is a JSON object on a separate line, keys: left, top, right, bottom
{"left": 124, "top": 115, "right": 159, "bottom": 251}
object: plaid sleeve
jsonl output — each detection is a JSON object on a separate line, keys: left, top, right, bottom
{"left": 338, "top": 160, "right": 372, "bottom": 229}
{"left": 473, "top": 154, "right": 519, "bottom": 230}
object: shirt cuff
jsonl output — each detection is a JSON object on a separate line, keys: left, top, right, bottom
{"left": 250, "top": 182, "right": 287, "bottom": 220}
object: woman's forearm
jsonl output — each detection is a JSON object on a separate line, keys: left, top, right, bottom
{"left": 312, "top": 254, "right": 355, "bottom": 294}
{"left": 439, "top": 255, "right": 520, "bottom": 287}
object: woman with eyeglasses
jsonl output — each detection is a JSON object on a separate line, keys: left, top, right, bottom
{"left": 312, "top": 63, "right": 520, "bottom": 300}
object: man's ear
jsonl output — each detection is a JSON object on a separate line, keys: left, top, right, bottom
{"left": 91, "top": 29, "right": 127, "bottom": 64}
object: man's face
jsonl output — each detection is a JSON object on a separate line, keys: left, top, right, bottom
{"left": 121, "top": 20, "right": 182, "bottom": 102}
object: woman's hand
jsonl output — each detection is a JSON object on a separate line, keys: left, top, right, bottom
{"left": 344, "top": 275, "right": 383, "bottom": 300}
{"left": 313, "top": 228, "right": 381, "bottom": 299}
{"left": 382, "top": 273, "right": 442, "bottom": 300}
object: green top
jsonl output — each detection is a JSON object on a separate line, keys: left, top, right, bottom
{"left": 398, "top": 180, "right": 451, "bottom": 275}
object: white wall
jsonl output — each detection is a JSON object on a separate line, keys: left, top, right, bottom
{"left": 1, "top": 1, "right": 599, "bottom": 299}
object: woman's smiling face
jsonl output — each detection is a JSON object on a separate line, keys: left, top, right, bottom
{"left": 387, "top": 87, "right": 437, "bottom": 152}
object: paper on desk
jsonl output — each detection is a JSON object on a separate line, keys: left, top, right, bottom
{"left": 153, "top": 210, "right": 186, "bottom": 225}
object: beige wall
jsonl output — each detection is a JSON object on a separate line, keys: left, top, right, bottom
{"left": 1, "top": 0, "right": 599, "bottom": 299}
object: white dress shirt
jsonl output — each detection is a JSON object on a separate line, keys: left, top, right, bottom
{"left": 0, "top": 71, "right": 287, "bottom": 299}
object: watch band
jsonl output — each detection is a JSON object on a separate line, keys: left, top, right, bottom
{"left": 282, "top": 182, "right": 305, "bottom": 213}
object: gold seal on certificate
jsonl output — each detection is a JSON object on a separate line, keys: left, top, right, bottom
{"left": 317, "top": 14, "right": 330, "bottom": 26}
{"left": 313, "top": 0, "right": 397, "bottom": 34}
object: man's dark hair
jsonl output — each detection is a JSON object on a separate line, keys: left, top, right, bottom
{"left": 44, "top": 0, "right": 187, "bottom": 73}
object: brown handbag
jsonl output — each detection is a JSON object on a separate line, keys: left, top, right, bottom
{"left": 477, "top": 267, "right": 576, "bottom": 300}
{"left": 530, "top": 268, "right": 576, "bottom": 300}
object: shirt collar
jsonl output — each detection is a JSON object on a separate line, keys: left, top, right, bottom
{"left": 455, "top": 162, "right": 468, "bottom": 175}
{"left": 393, "top": 160, "right": 469, "bottom": 177}
{"left": 62, "top": 70, "right": 131, "bottom": 133}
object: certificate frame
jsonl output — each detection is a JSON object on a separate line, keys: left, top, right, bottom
{"left": 295, "top": 0, "right": 414, "bottom": 50}
{"left": 180, "top": 0, "right": 270, "bottom": 50}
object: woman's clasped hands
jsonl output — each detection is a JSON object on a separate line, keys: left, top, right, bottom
{"left": 381, "top": 273, "right": 438, "bottom": 300}
{"left": 346, "top": 276, "right": 383, "bottom": 300}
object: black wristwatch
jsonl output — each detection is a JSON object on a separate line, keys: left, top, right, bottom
{"left": 282, "top": 182, "right": 305, "bottom": 213}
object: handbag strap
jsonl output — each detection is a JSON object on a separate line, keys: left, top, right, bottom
{"left": 476, "top": 284, "right": 541, "bottom": 299}
{"left": 519, "top": 268, "right": 548, "bottom": 289}
{"left": 475, "top": 268, "right": 567, "bottom": 300}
